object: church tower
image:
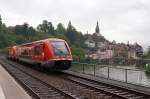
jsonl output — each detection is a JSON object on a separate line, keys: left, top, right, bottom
{"left": 95, "top": 21, "right": 100, "bottom": 33}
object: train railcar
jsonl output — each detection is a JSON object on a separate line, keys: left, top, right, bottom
{"left": 8, "top": 38, "right": 72, "bottom": 70}
{"left": 8, "top": 46, "right": 18, "bottom": 60}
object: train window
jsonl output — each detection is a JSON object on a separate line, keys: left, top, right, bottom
{"left": 22, "top": 50, "right": 28, "bottom": 55}
{"left": 34, "top": 46, "right": 40, "bottom": 55}
{"left": 51, "top": 41, "right": 69, "bottom": 55}
{"left": 20, "top": 48, "right": 30, "bottom": 58}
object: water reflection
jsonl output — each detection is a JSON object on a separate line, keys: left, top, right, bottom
{"left": 70, "top": 63, "right": 150, "bottom": 86}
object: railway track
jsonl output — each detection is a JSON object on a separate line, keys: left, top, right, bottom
{"left": 0, "top": 58, "right": 150, "bottom": 99}
{"left": 0, "top": 59, "right": 77, "bottom": 99}
{"left": 60, "top": 73, "right": 150, "bottom": 99}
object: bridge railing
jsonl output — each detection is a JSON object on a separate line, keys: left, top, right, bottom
{"left": 70, "top": 62, "right": 150, "bottom": 87}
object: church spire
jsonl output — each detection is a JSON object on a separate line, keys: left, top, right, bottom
{"left": 95, "top": 21, "right": 100, "bottom": 33}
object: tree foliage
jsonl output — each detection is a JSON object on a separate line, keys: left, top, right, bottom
{"left": 37, "top": 20, "right": 55, "bottom": 35}
{"left": 146, "top": 47, "right": 150, "bottom": 58}
{"left": 0, "top": 16, "right": 86, "bottom": 61}
{"left": 71, "top": 46, "right": 85, "bottom": 62}
{"left": 15, "top": 23, "right": 36, "bottom": 36}
{"left": 66, "top": 21, "right": 77, "bottom": 43}
{"left": 0, "top": 15, "right": 2, "bottom": 28}
{"left": 56, "top": 23, "right": 66, "bottom": 35}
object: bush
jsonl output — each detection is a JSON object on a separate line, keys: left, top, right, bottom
{"left": 145, "top": 63, "right": 150, "bottom": 73}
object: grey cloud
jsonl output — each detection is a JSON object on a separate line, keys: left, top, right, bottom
{"left": 0, "top": 0, "right": 150, "bottom": 50}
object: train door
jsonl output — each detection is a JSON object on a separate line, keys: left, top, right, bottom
{"left": 34, "top": 45, "right": 41, "bottom": 63}
{"left": 34, "top": 45, "right": 45, "bottom": 63}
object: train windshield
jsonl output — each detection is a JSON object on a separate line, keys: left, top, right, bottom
{"left": 51, "top": 41, "right": 69, "bottom": 55}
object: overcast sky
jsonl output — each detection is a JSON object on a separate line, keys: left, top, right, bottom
{"left": 0, "top": 0, "right": 150, "bottom": 50}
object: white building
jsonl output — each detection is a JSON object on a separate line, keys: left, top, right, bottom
{"left": 85, "top": 40, "right": 95, "bottom": 48}
{"left": 85, "top": 21, "right": 143, "bottom": 60}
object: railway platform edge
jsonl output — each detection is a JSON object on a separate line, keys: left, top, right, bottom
{"left": 0, "top": 64, "right": 32, "bottom": 99}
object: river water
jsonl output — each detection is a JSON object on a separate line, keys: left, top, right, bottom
{"left": 70, "top": 64, "right": 150, "bottom": 87}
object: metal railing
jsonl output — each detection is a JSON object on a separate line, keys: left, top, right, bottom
{"left": 69, "top": 62, "right": 150, "bottom": 87}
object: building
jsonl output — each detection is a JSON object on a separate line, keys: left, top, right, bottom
{"left": 85, "top": 21, "right": 143, "bottom": 60}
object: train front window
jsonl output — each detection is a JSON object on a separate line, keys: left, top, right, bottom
{"left": 51, "top": 41, "right": 69, "bottom": 55}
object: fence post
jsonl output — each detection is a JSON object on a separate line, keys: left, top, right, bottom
{"left": 140, "top": 71, "right": 142, "bottom": 84}
{"left": 94, "top": 64, "right": 95, "bottom": 76}
{"left": 125, "top": 69, "right": 127, "bottom": 82}
{"left": 108, "top": 66, "right": 109, "bottom": 79}
{"left": 83, "top": 63, "right": 85, "bottom": 74}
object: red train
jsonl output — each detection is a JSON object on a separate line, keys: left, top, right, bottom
{"left": 8, "top": 38, "right": 72, "bottom": 70}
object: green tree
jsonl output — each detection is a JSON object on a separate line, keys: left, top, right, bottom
{"left": 37, "top": 20, "right": 55, "bottom": 35}
{"left": 56, "top": 23, "right": 66, "bottom": 35}
{"left": 66, "top": 21, "right": 77, "bottom": 43}
{"left": 0, "top": 15, "right": 2, "bottom": 28}
{"left": 22, "top": 23, "right": 29, "bottom": 35}
{"left": 28, "top": 27, "right": 36, "bottom": 35}
{"left": 73, "top": 31, "right": 86, "bottom": 48}
{"left": 15, "top": 23, "right": 36, "bottom": 36}
{"left": 37, "top": 20, "right": 48, "bottom": 32}
{"left": 71, "top": 46, "right": 85, "bottom": 62}
{"left": 146, "top": 47, "right": 150, "bottom": 58}
{"left": 15, "top": 23, "right": 28, "bottom": 35}
{"left": 0, "top": 26, "right": 16, "bottom": 48}
{"left": 0, "top": 14, "right": 88, "bottom": 62}
{"left": 47, "top": 22, "right": 55, "bottom": 35}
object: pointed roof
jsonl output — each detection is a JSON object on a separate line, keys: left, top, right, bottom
{"left": 95, "top": 21, "right": 100, "bottom": 33}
